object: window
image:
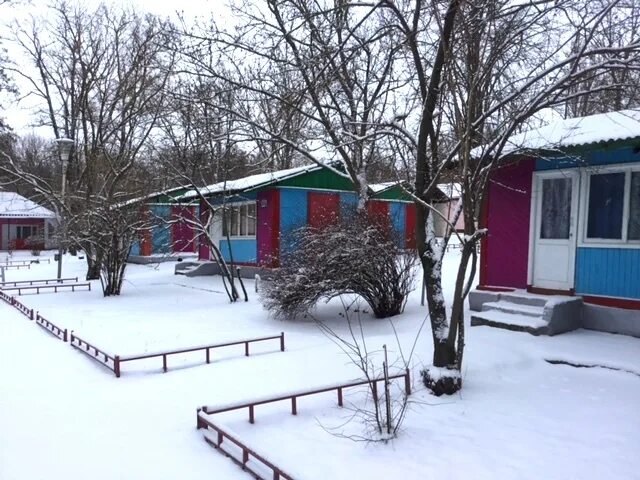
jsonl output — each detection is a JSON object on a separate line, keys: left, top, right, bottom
{"left": 16, "top": 226, "right": 38, "bottom": 239}
{"left": 540, "top": 177, "right": 571, "bottom": 239}
{"left": 222, "top": 203, "right": 257, "bottom": 237}
{"left": 584, "top": 168, "right": 640, "bottom": 243}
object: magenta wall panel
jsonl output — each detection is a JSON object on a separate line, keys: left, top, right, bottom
{"left": 198, "top": 199, "right": 210, "bottom": 261}
{"left": 257, "top": 189, "right": 280, "bottom": 267}
{"left": 483, "top": 158, "right": 535, "bottom": 288}
{"left": 171, "top": 206, "right": 196, "bottom": 253}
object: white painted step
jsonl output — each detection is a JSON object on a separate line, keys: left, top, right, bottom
{"left": 472, "top": 310, "right": 548, "bottom": 330}
{"left": 482, "top": 300, "right": 545, "bottom": 318}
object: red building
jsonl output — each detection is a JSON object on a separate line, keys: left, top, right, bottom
{"left": 0, "top": 192, "right": 57, "bottom": 251}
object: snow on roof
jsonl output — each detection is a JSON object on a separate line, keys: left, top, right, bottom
{"left": 369, "top": 182, "right": 398, "bottom": 194}
{"left": 0, "top": 192, "right": 56, "bottom": 218}
{"left": 496, "top": 109, "right": 640, "bottom": 156}
{"left": 437, "top": 182, "right": 462, "bottom": 199}
{"left": 180, "top": 163, "right": 333, "bottom": 200}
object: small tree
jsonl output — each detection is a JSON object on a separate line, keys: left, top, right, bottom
{"left": 262, "top": 214, "right": 416, "bottom": 319}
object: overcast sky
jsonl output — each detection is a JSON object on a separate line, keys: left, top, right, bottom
{"left": 1, "top": 0, "right": 226, "bottom": 136}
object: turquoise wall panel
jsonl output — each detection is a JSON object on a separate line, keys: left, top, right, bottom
{"left": 339, "top": 192, "right": 358, "bottom": 219}
{"left": 279, "top": 188, "right": 308, "bottom": 257}
{"left": 220, "top": 238, "right": 257, "bottom": 263}
{"left": 575, "top": 247, "right": 640, "bottom": 299}
{"left": 130, "top": 241, "right": 140, "bottom": 256}
{"left": 390, "top": 203, "right": 406, "bottom": 248}
{"left": 536, "top": 145, "right": 640, "bottom": 171}
{"left": 151, "top": 205, "right": 172, "bottom": 254}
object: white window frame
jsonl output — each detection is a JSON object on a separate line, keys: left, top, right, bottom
{"left": 578, "top": 163, "right": 640, "bottom": 249}
{"left": 222, "top": 202, "right": 257, "bottom": 239}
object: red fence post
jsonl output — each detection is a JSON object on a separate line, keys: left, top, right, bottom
{"left": 114, "top": 355, "right": 121, "bottom": 378}
{"left": 245, "top": 342, "right": 249, "bottom": 357}
{"left": 206, "top": 348, "right": 210, "bottom": 364}
{"left": 337, "top": 387, "right": 343, "bottom": 407}
{"left": 280, "top": 332, "right": 285, "bottom": 352}
{"left": 63, "top": 329, "right": 68, "bottom": 342}
{"left": 249, "top": 405, "right": 255, "bottom": 424}
{"left": 163, "top": 354, "right": 168, "bottom": 373}
{"left": 291, "top": 397, "right": 297, "bottom": 416}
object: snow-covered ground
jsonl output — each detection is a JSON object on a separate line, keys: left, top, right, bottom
{"left": 0, "top": 251, "right": 639, "bottom": 480}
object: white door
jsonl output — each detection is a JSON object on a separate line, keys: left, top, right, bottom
{"left": 531, "top": 171, "right": 579, "bottom": 291}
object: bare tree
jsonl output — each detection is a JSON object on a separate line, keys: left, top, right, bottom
{"left": 3, "top": 2, "right": 176, "bottom": 294}
{"left": 372, "top": 0, "right": 640, "bottom": 393}
{"left": 180, "top": 0, "right": 407, "bottom": 205}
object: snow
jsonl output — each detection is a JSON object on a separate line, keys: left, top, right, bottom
{"left": 180, "top": 164, "right": 330, "bottom": 199}
{"left": 0, "top": 192, "right": 56, "bottom": 218}
{"left": 436, "top": 182, "right": 462, "bottom": 199}
{"left": 476, "top": 109, "right": 640, "bottom": 157}
{"left": 1, "top": 250, "right": 639, "bottom": 479}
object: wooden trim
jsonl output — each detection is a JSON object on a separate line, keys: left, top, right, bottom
{"left": 582, "top": 295, "right": 640, "bottom": 310}
{"left": 479, "top": 190, "right": 489, "bottom": 287}
{"left": 476, "top": 285, "right": 515, "bottom": 293}
{"left": 527, "top": 285, "right": 575, "bottom": 296}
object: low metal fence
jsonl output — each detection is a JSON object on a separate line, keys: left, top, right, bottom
{"left": 35, "top": 312, "right": 68, "bottom": 342}
{"left": 0, "top": 277, "right": 78, "bottom": 288}
{"left": 196, "top": 369, "right": 411, "bottom": 479}
{"left": 69, "top": 332, "right": 120, "bottom": 376}
{"left": 118, "top": 333, "right": 285, "bottom": 376}
{"left": 1, "top": 282, "right": 91, "bottom": 295}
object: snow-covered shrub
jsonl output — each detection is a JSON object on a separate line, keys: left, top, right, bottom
{"left": 262, "top": 214, "right": 416, "bottom": 319}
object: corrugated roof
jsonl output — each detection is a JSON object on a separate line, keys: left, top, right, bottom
{"left": 480, "top": 109, "right": 640, "bottom": 157}
{"left": 180, "top": 163, "right": 330, "bottom": 200}
{"left": 0, "top": 192, "right": 56, "bottom": 218}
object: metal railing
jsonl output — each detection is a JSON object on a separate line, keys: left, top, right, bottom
{"left": 0, "top": 282, "right": 91, "bottom": 295}
{"left": 118, "top": 333, "right": 285, "bottom": 376}
{"left": 69, "top": 332, "right": 120, "bottom": 376}
{"left": 0, "top": 276, "right": 78, "bottom": 288}
{"left": 196, "top": 370, "right": 411, "bottom": 480}
{"left": 35, "top": 312, "right": 68, "bottom": 342}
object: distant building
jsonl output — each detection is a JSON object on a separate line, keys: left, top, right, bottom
{"left": 0, "top": 192, "right": 57, "bottom": 250}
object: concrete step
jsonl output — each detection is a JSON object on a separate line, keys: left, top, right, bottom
{"left": 481, "top": 300, "right": 545, "bottom": 318}
{"left": 497, "top": 292, "right": 549, "bottom": 308}
{"left": 471, "top": 310, "right": 549, "bottom": 336}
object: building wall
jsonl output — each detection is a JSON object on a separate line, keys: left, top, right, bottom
{"left": 201, "top": 187, "right": 416, "bottom": 267}
{"left": 482, "top": 158, "right": 535, "bottom": 288}
{"left": 575, "top": 248, "right": 640, "bottom": 299}
{"left": 0, "top": 218, "right": 46, "bottom": 250}
{"left": 535, "top": 144, "right": 640, "bottom": 301}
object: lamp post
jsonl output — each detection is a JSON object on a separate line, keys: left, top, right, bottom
{"left": 55, "top": 137, "right": 74, "bottom": 280}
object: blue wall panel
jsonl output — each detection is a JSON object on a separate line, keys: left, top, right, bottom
{"left": 151, "top": 205, "right": 172, "bottom": 254}
{"left": 390, "top": 203, "right": 406, "bottom": 248}
{"left": 279, "top": 188, "right": 308, "bottom": 257}
{"left": 220, "top": 238, "right": 257, "bottom": 263}
{"left": 575, "top": 247, "right": 640, "bottom": 299}
{"left": 536, "top": 145, "right": 640, "bottom": 171}
{"left": 130, "top": 241, "right": 140, "bottom": 256}
{"left": 339, "top": 192, "right": 358, "bottom": 219}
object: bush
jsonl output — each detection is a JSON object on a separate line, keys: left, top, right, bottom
{"left": 262, "top": 214, "right": 416, "bottom": 319}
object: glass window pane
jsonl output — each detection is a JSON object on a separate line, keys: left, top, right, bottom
{"left": 231, "top": 206, "right": 239, "bottom": 236}
{"left": 540, "top": 177, "right": 572, "bottom": 239}
{"left": 247, "top": 203, "right": 256, "bottom": 236}
{"left": 629, "top": 172, "right": 640, "bottom": 240}
{"left": 222, "top": 209, "right": 228, "bottom": 237}
{"left": 239, "top": 205, "right": 247, "bottom": 235}
{"left": 587, "top": 172, "right": 625, "bottom": 239}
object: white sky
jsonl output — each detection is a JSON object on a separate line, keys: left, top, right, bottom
{"left": 1, "top": 0, "right": 227, "bottom": 137}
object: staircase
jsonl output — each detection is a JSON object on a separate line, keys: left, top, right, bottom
{"left": 469, "top": 290, "right": 583, "bottom": 336}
